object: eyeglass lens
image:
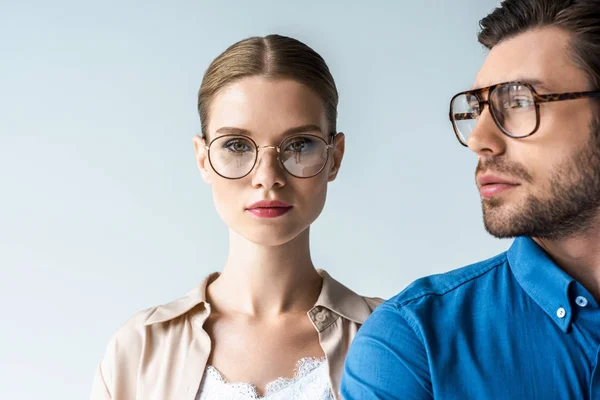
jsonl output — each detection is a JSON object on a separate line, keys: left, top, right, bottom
{"left": 208, "top": 135, "right": 330, "bottom": 179}
{"left": 451, "top": 83, "right": 538, "bottom": 145}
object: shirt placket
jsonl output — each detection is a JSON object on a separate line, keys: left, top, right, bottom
{"left": 175, "top": 306, "right": 212, "bottom": 400}
{"left": 572, "top": 287, "right": 600, "bottom": 399}
{"left": 591, "top": 345, "right": 600, "bottom": 400}
{"left": 309, "top": 306, "right": 345, "bottom": 400}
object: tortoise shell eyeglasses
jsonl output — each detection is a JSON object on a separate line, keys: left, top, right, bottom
{"left": 449, "top": 81, "right": 600, "bottom": 147}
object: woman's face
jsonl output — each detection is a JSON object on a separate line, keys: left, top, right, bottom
{"left": 193, "top": 77, "right": 345, "bottom": 246}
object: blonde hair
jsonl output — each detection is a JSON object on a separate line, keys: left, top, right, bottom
{"left": 198, "top": 34, "right": 338, "bottom": 138}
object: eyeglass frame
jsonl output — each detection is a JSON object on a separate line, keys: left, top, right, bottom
{"left": 449, "top": 81, "right": 600, "bottom": 147}
{"left": 203, "top": 132, "right": 337, "bottom": 180}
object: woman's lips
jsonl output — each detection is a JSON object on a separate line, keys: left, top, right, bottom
{"left": 248, "top": 207, "right": 293, "bottom": 218}
{"left": 246, "top": 200, "right": 293, "bottom": 218}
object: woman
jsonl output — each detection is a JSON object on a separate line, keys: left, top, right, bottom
{"left": 91, "top": 34, "right": 382, "bottom": 400}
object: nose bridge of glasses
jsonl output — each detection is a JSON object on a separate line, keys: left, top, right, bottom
{"left": 256, "top": 145, "right": 281, "bottom": 166}
{"left": 254, "top": 144, "right": 283, "bottom": 174}
{"left": 474, "top": 87, "right": 492, "bottom": 112}
{"left": 259, "top": 144, "right": 280, "bottom": 153}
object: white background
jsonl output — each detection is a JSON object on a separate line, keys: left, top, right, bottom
{"left": 1, "top": 0, "right": 505, "bottom": 398}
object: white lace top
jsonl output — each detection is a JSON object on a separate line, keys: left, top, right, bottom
{"left": 196, "top": 357, "right": 334, "bottom": 400}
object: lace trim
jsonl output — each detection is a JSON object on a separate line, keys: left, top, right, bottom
{"left": 203, "top": 357, "right": 327, "bottom": 398}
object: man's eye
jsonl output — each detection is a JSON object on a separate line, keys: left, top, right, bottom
{"left": 504, "top": 98, "right": 534, "bottom": 109}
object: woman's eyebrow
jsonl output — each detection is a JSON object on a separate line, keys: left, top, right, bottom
{"left": 214, "top": 126, "right": 252, "bottom": 136}
{"left": 214, "top": 124, "right": 323, "bottom": 137}
{"left": 282, "top": 124, "right": 323, "bottom": 135}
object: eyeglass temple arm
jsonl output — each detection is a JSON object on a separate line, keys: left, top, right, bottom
{"left": 535, "top": 90, "right": 600, "bottom": 104}
{"left": 452, "top": 91, "right": 600, "bottom": 120}
{"left": 328, "top": 132, "right": 338, "bottom": 147}
{"left": 453, "top": 112, "right": 479, "bottom": 121}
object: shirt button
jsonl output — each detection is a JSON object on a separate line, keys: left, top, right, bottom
{"left": 315, "top": 310, "right": 327, "bottom": 322}
{"left": 575, "top": 296, "right": 588, "bottom": 307}
{"left": 556, "top": 307, "right": 566, "bottom": 319}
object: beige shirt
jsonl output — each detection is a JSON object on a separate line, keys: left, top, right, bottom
{"left": 90, "top": 270, "right": 382, "bottom": 400}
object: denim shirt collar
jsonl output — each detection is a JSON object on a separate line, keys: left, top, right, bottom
{"left": 508, "top": 236, "right": 575, "bottom": 332}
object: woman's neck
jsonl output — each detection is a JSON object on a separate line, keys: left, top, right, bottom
{"left": 207, "top": 228, "right": 323, "bottom": 318}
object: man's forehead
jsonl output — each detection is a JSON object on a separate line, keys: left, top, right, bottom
{"left": 471, "top": 75, "right": 554, "bottom": 93}
{"left": 472, "top": 27, "right": 574, "bottom": 91}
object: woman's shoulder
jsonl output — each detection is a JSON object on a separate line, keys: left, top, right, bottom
{"left": 91, "top": 307, "right": 159, "bottom": 397}
{"left": 105, "top": 306, "right": 159, "bottom": 346}
{"left": 318, "top": 270, "right": 385, "bottom": 324}
{"left": 98, "top": 305, "right": 167, "bottom": 373}
{"left": 101, "top": 278, "right": 213, "bottom": 357}
{"left": 361, "top": 295, "right": 385, "bottom": 311}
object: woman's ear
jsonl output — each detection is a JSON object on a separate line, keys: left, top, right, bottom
{"left": 328, "top": 132, "right": 345, "bottom": 182}
{"left": 193, "top": 135, "right": 212, "bottom": 184}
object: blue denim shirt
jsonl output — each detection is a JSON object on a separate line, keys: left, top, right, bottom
{"left": 341, "top": 237, "right": 600, "bottom": 399}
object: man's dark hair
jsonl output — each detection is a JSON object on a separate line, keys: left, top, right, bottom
{"left": 478, "top": 0, "right": 600, "bottom": 90}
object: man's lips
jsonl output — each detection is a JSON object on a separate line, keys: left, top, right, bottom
{"left": 477, "top": 175, "right": 520, "bottom": 199}
{"left": 477, "top": 175, "right": 519, "bottom": 187}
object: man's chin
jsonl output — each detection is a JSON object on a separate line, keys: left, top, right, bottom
{"left": 482, "top": 207, "right": 523, "bottom": 239}
{"left": 483, "top": 221, "right": 520, "bottom": 239}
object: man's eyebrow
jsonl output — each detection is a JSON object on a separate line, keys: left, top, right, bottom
{"left": 471, "top": 78, "right": 553, "bottom": 92}
{"left": 214, "top": 124, "right": 324, "bottom": 137}
{"left": 517, "top": 78, "right": 553, "bottom": 93}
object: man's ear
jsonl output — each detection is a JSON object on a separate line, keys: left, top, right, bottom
{"left": 193, "top": 135, "right": 212, "bottom": 184}
{"left": 328, "top": 133, "right": 345, "bottom": 182}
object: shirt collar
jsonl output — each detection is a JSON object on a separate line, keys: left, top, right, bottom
{"left": 144, "top": 270, "right": 372, "bottom": 326}
{"left": 312, "top": 270, "right": 373, "bottom": 325}
{"left": 144, "top": 272, "right": 217, "bottom": 326}
{"left": 508, "top": 236, "right": 575, "bottom": 332}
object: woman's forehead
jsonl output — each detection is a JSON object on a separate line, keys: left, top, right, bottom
{"left": 207, "top": 76, "right": 328, "bottom": 137}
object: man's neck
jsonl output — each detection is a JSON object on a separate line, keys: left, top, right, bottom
{"left": 533, "top": 221, "right": 600, "bottom": 301}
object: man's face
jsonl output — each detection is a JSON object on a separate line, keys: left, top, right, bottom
{"left": 468, "top": 27, "right": 600, "bottom": 240}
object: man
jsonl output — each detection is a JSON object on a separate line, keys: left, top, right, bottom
{"left": 341, "top": 0, "right": 600, "bottom": 398}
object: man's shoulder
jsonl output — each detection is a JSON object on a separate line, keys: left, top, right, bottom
{"left": 387, "top": 251, "right": 509, "bottom": 311}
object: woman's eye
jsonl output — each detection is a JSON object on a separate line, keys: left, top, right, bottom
{"left": 224, "top": 140, "right": 252, "bottom": 153}
{"left": 285, "top": 138, "right": 312, "bottom": 152}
